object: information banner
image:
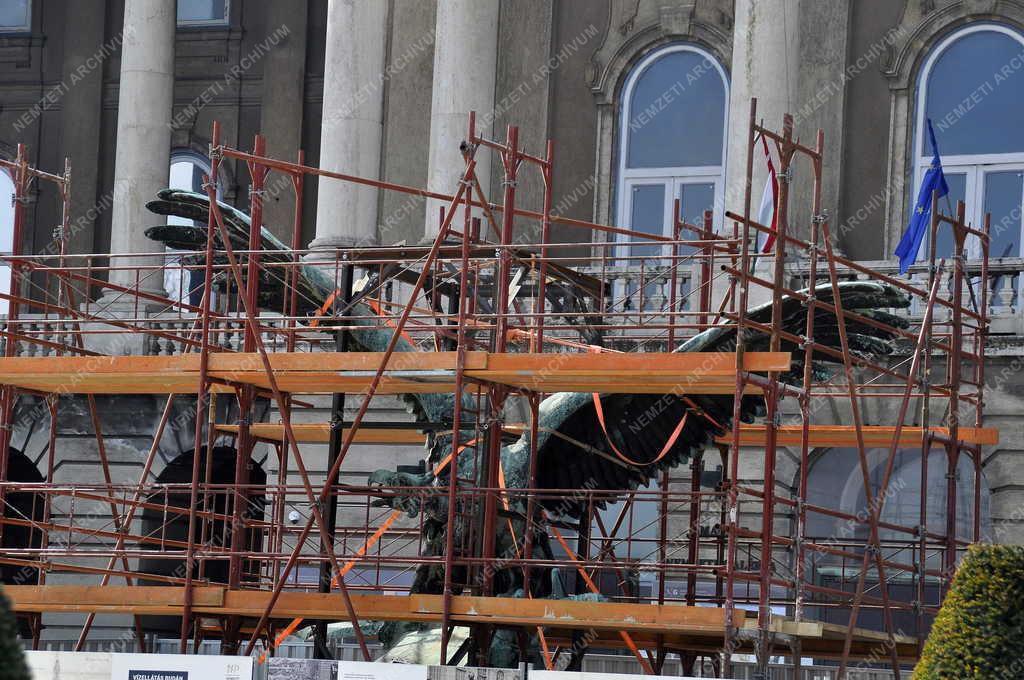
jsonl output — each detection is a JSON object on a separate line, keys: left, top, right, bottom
{"left": 109, "top": 653, "right": 253, "bottom": 680}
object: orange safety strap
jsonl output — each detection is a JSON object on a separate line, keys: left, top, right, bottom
{"left": 309, "top": 290, "right": 417, "bottom": 348}
{"left": 547, "top": 522, "right": 655, "bottom": 675}
{"left": 365, "top": 297, "right": 417, "bottom": 348}
{"left": 259, "top": 507, "right": 403, "bottom": 664}
{"left": 308, "top": 288, "right": 339, "bottom": 328}
{"left": 432, "top": 437, "right": 478, "bottom": 476}
{"left": 497, "top": 458, "right": 511, "bottom": 512}
{"left": 497, "top": 458, "right": 552, "bottom": 670}
{"left": 592, "top": 393, "right": 689, "bottom": 468}
{"left": 682, "top": 396, "right": 725, "bottom": 431}
{"left": 259, "top": 439, "right": 477, "bottom": 663}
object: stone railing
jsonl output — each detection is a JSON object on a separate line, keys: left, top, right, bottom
{"left": 788, "top": 257, "right": 1023, "bottom": 335}
{"left": 2, "top": 257, "right": 1021, "bottom": 356}
{"left": 575, "top": 261, "right": 700, "bottom": 330}
{"left": 0, "top": 312, "right": 334, "bottom": 357}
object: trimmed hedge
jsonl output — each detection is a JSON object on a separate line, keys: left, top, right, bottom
{"left": 0, "top": 585, "right": 28, "bottom": 680}
{"left": 914, "top": 544, "right": 1024, "bottom": 679}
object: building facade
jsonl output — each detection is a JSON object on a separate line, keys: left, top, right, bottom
{"left": 1, "top": 0, "right": 1024, "bottom": 652}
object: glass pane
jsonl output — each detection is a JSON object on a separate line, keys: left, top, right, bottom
{"left": 0, "top": 170, "right": 12, "bottom": 315}
{"left": 0, "top": 0, "right": 29, "bottom": 29}
{"left": 178, "top": 0, "right": 227, "bottom": 23}
{"left": 925, "top": 30, "right": 1024, "bottom": 155}
{"left": 628, "top": 184, "right": 665, "bottom": 258}
{"left": 168, "top": 160, "right": 202, "bottom": 226}
{"left": 929, "top": 172, "right": 966, "bottom": 259}
{"left": 627, "top": 50, "right": 726, "bottom": 168}
{"left": 678, "top": 182, "right": 714, "bottom": 256}
{"left": 984, "top": 170, "right": 1023, "bottom": 258}
{"left": 167, "top": 158, "right": 213, "bottom": 306}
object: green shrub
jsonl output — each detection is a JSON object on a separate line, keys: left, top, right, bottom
{"left": 914, "top": 544, "right": 1024, "bottom": 679}
{"left": 0, "top": 585, "right": 29, "bottom": 680}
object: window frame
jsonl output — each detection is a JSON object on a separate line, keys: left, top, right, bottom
{"left": 913, "top": 23, "right": 1024, "bottom": 259}
{"left": 0, "top": 0, "right": 31, "bottom": 33}
{"left": 615, "top": 43, "right": 729, "bottom": 259}
{"left": 176, "top": 0, "right": 230, "bottom": 28}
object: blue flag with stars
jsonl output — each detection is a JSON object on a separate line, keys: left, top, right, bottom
{"left": 894, "top": 119, "right": 948, "bottom": 274}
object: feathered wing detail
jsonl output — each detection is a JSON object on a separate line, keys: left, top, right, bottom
{"left": 506, "top": 281, "right": 912, "bottom": 518}
{"left": 145, "top": 189, "right": 911, "bottom": 508}
{"left": 145, "top": 188, "right": 914, "bottom": 657}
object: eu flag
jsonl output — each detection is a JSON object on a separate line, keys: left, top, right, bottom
{"left": 894, "top": 119, "right": 949, "bottom": 274}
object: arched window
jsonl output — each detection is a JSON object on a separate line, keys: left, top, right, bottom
{"left": 805, "top": 446, "right": 989, "bottom": 635}
{"left": 166, "top": 150, "right": 218, "bottom": 306}
{"left": 0, "top": 169, "right": 16, "bottom": 315}
{"left": 914, "top": 24, "right": 1024, "bottom": 260}
{"left": 614, "top": 44, "right": 728, "bottom": 312}
{"left": 616, "top": 44, "right": 729, "bottom": 253}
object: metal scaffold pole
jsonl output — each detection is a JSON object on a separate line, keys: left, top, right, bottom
{"left": 0, "top": 106, "right": 994, "bottom": 677}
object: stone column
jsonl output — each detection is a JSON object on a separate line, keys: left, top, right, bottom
{"left": 260, "top": 0, "right": 308, "bottom": 243}
{"left": 724, "top": 0, "right": 801, "bottom": 215}
{"left": 311, "top": 0, "right": 388, "bottom": 250}
{"left": 108, "top": 0, "right": 175, "bottom": 294}
{"left": 721, "top": 0, "right": 801, "bottom": 309}
{"left": 423, "top": 0, "right": 500, "bottom": 238}
{"left": 59, "top": 0, "right": 106, "bottom": 257}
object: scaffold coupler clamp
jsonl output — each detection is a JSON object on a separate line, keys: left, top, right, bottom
{"left": 459, "top": 140, "right": 478, "bottom": 160}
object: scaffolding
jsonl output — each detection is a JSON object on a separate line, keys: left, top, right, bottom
{"left": 0, "top": 99, "right": 994, "bottom": 678}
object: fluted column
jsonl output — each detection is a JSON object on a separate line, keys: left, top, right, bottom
{"left": 423, "top": 0, "right": 500, "bottom": 237}
{"left": 108, "top": 0, "right": 175, "bottom": 294}
{"left": 724, "top": 0, "right": 801, "bottom": 214}
{"left": 722, "top": 0, "right": 801, "bottom": 309}
{"left": 311, "top": 0, "right": 388, "bottom": 250}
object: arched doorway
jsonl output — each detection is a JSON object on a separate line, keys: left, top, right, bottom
{"left": 138, "top": 446, "right": 266, "bottom": 634}
{"left": 803, "top": 446, "right": 989, "bottom": 637}
{"left": 1, "top": 447, "right": 44, "bottom": 586}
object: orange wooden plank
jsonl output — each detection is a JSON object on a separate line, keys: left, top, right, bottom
{"left": 715, "top": 424, "right": 998, "bottom": 447}
{"left": 216, "top": 423, "right": 427, "bottom": 445}
{"left": 4, "top": 584, "right": 919, "bottom": 660}
{"left": 5, "top": 585, "right": 728, "bottom": 635}
{"left": 0, "top": 351, "right": 786, "bottom": 395}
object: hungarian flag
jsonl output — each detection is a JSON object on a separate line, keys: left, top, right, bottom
{"left": 757, "top": 134, "right": 779, "bottom": 253}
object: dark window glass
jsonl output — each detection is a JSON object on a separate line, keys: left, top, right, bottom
{"left": 678, "top": 182, "right": 714, "bottom": 256}
{"left": 925, "top": 30, "right": 1024, "bottom": 155}
{"left": 177, "top": 0, "right": 227, "bottom": 24}
{"left": 629, "top": 184, "right": 665, "bottom": 258}
{"left": 627, "top": 51, "right": 726, "bottom": 168}
{"left": 929, "top": 172, "right": 967, "bottom": 258}
{"left": 0, "top": 0, "right": 29, "bottom": 30}
{"left": 984, "top": 170, "right": 1023, "bottom": 257}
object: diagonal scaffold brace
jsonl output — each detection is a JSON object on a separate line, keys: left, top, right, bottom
{"left": 241, "top": 154, "right": 483, "bottom": 657}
